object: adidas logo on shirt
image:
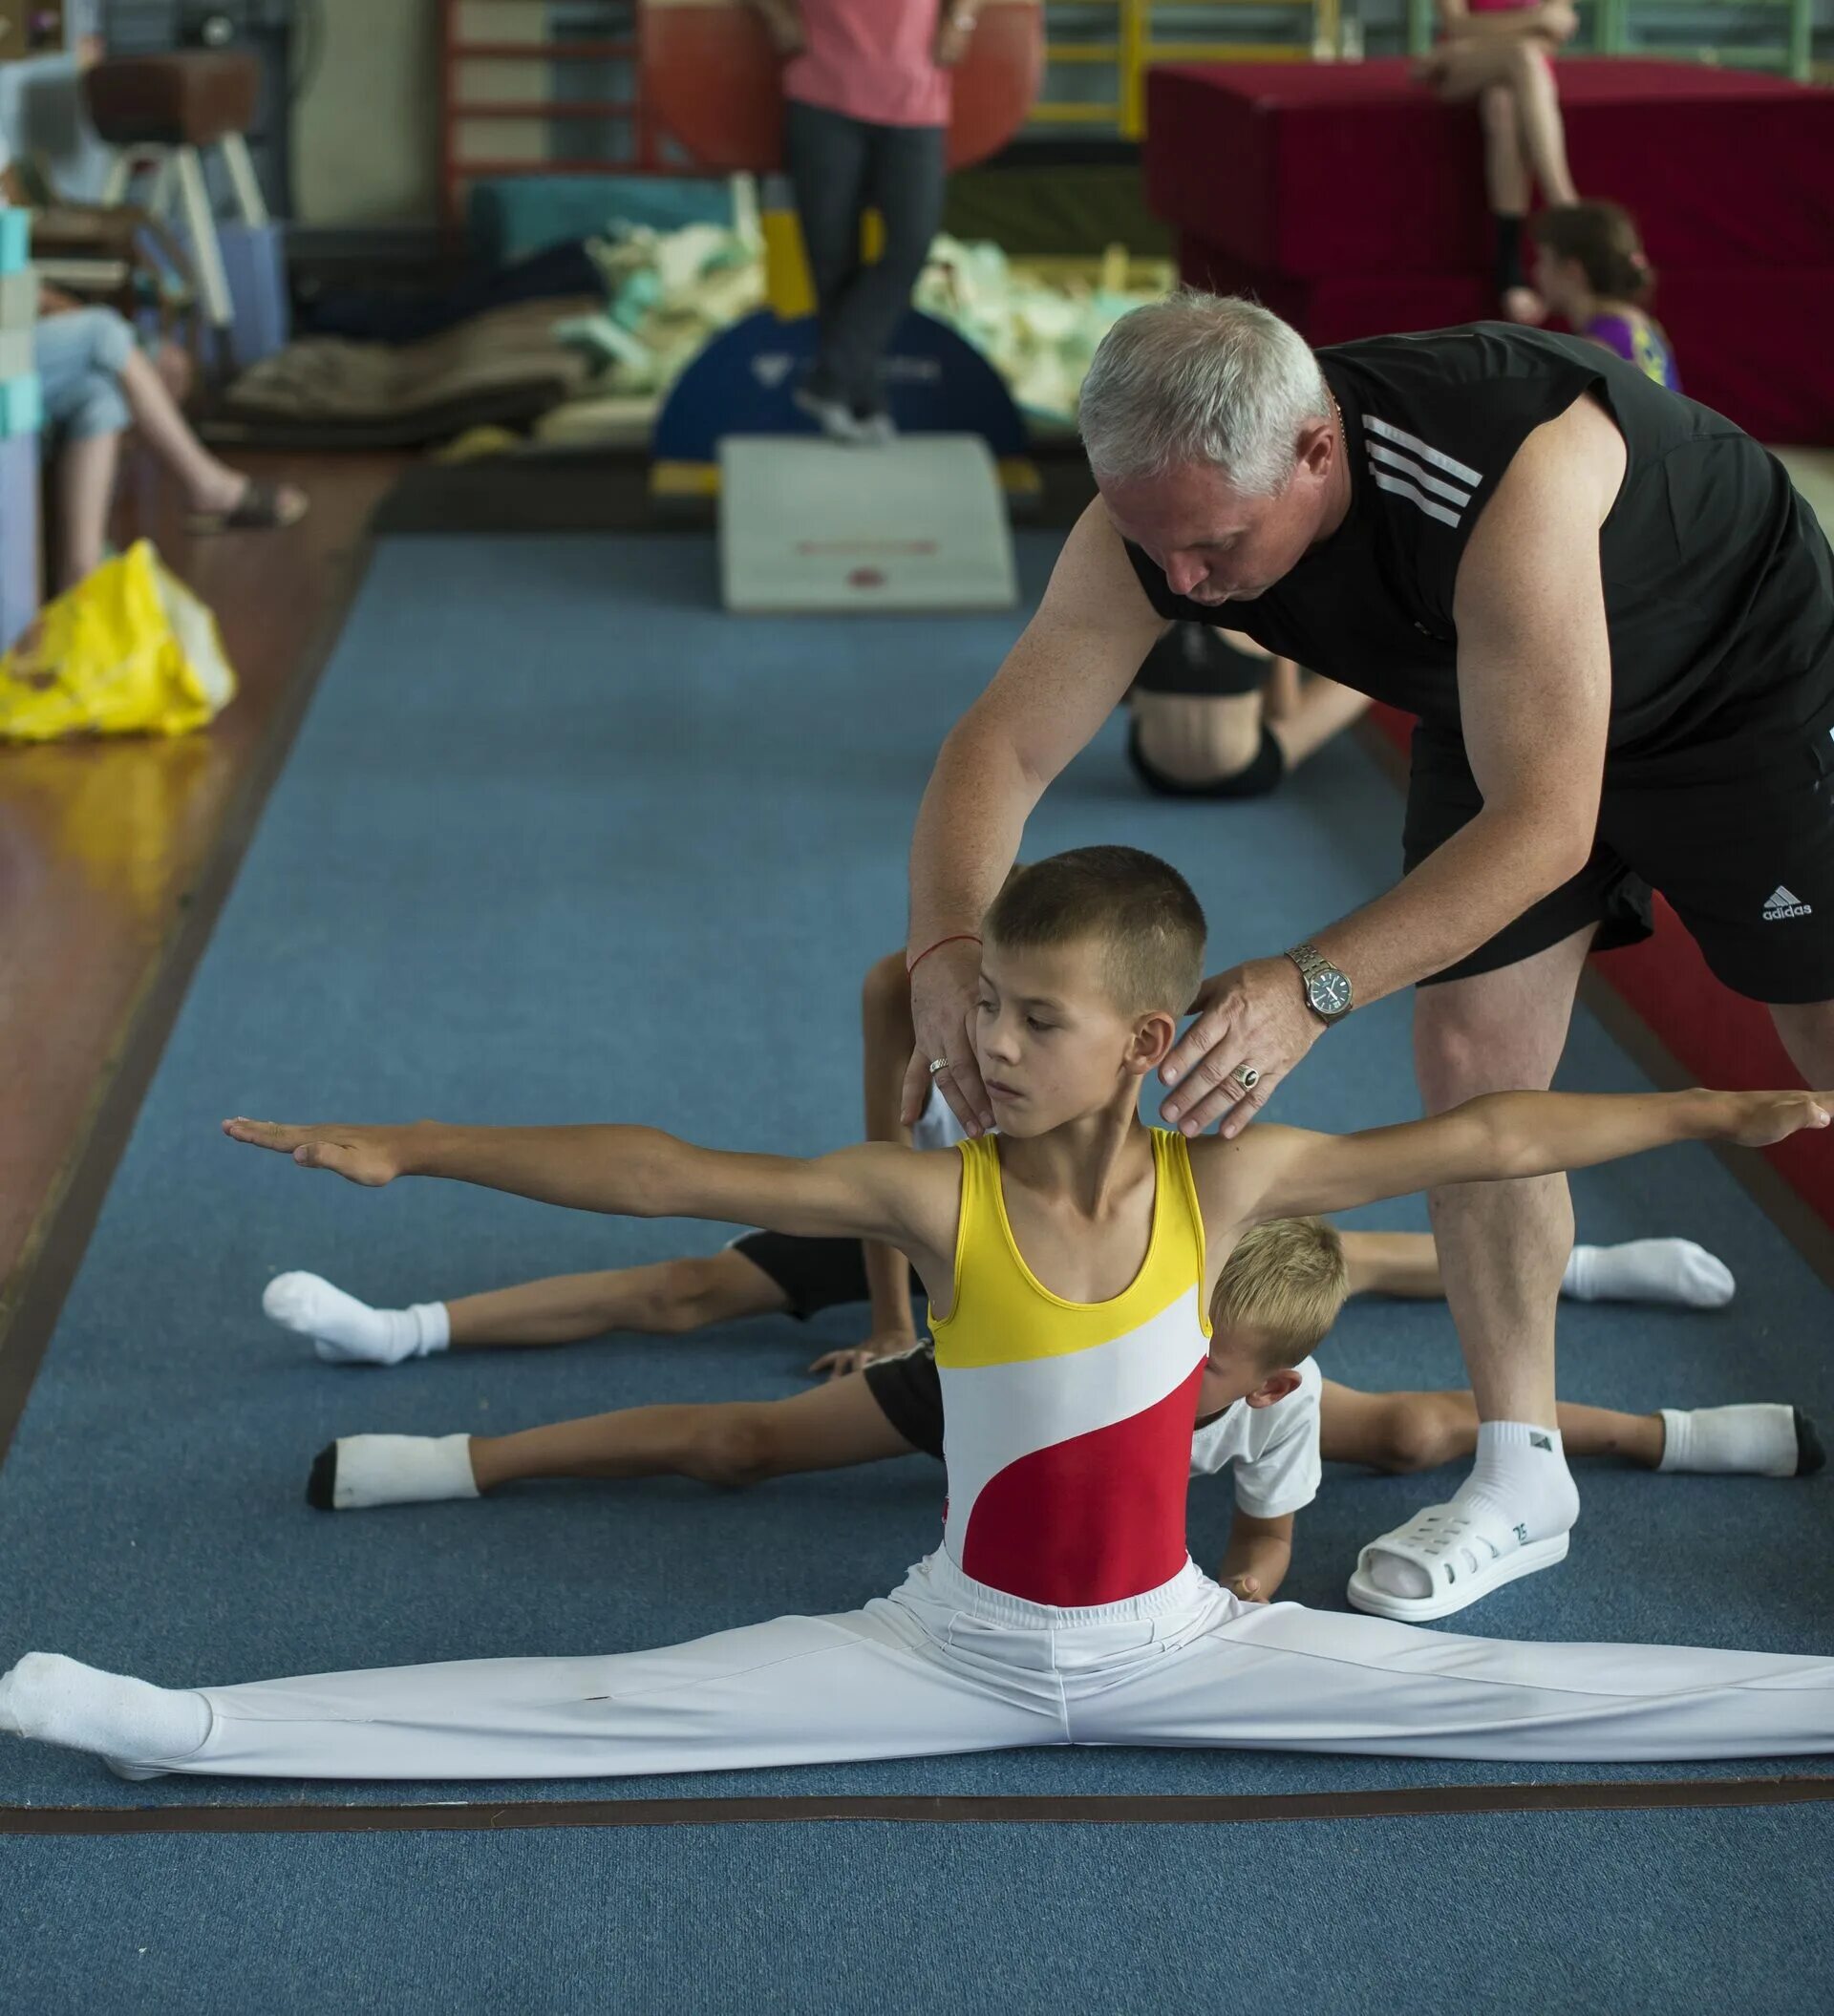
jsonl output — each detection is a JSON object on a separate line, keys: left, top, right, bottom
{"left": 1362, "top": 416, "right": 1482, "bottom": 528}
{"left": 1763, "top": 885, "right": 1814, "bottom": 921}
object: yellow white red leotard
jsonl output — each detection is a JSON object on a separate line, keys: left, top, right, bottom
{"left": 929, "top": 1129, "right": 1211, "bottom": 1607}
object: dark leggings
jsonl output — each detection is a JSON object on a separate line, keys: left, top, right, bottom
{"left": 782, "top": 97, "right": 947, "bottom": 414}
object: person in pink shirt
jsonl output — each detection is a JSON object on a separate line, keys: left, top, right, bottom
{"left": 751, "top": 0, "right": 980, "bottom": 442}
{"left": 1414, "top": 0, "right": 1583, "bottom": 323}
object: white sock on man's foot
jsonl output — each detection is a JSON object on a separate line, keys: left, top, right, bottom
{"left": 1363, "top": 1421, "right": 1579, "bottom": 1601}
{"left": 1562, "top": 1239, "right": 1734, "bottom": 1308}
{"left": 264, "top": 1272, "right": 451, "bottom": 1365}
{"left": 0, "top": 1652, "right": 210, "bottom": 1769}
{"left": 307, "top": 1433, "right": 480, "bottom": 1511}
{"left": 1658, "top": 1404, "right": 1823, "bottom": 1477}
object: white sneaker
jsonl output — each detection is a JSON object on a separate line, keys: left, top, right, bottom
{"left": 792, "top": 387, "right": 875, "bottom": 445}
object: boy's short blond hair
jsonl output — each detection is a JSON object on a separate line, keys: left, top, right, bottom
{"left": 983, "top": 845, "right": 1205, "bottom": 1018}
{"left": 1211, "top": 1217, "right": 1349, "bottom": 1368}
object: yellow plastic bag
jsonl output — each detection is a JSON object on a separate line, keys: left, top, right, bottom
{"left": 0, "top": 540, "right": 237, "bottom": 743}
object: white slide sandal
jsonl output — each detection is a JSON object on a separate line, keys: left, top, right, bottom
{"left": 1346, "top": 1503, "right": 1571, "bottom": 1623}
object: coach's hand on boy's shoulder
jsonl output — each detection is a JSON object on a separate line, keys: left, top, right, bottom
{"left": 1159, "top": 956, "right": 1326, "bottom": 1141}
{"left": 222, "top": 1116, "right": 416, "bottom": 1186}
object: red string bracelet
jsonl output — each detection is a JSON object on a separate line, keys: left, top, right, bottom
{"left": 906, "top": 933, "right": 982, "bottom": 978}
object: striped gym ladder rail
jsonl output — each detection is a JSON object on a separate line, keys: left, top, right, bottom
{"left": 1032, "top": 0, "right": 1350, "bottom": 139}
{"left": 1406, "top": 0, "right": 1813, "bottom": 79}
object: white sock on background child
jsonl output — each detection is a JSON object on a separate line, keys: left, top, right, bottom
{"left": 1562, "top": 1240, "right": 1734, "bottom": 1308}
{"left": 308, "top": 1433, "right": 480, "bottom": 1511}
{"left": 1658, "top": 1404, "right": 1820, "bottom": 1477}
{"left": 264, "top": 1272, "right": 451, "bottom": 1365}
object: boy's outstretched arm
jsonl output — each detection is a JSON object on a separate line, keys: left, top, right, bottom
{"left": 1193, "top": 1088, "right": 1832, "bottom": 1226}
{"left": 222, "top": 1117, "right": 960, "bottom": 1281}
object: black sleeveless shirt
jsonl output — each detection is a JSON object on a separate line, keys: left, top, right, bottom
{"left": 1121, "top": 324, "right": 1834, "bottom": 767}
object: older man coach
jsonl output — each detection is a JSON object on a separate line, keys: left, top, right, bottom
{"left": 903, "top": 293, "right": 1834, "bottom": 1621}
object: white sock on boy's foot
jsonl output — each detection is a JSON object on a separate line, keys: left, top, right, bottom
{"left": 1562, "top": 1240, "right": 1734, "bottom": 1308}
{"left": 1658, "top": 1404, "right": 1823, "bottom": 1477}
{"left": 264, "top": 1272, "right": 451, "bottom": 1365}
{"left": 0, "top": 1652, "right": 210, "bottom": 1769}
{"left": 307, "top": 1433, "right": 480, "bottom": 1512}
{"left": 1362, "top": 1421, "right": 1579, "bottom": 1601}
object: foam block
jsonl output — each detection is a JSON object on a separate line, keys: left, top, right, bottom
{"left": 0, "top": 372, "right": 41, "bottom": 437}
{"left": 1148, "top": 60, "right": 1834, "bottom": 282}
{"left": 184, "top": 221, "right": 289, "bottom": 375}
{"left": 0, "top": 431, "right": 39, "bottom": 651}
{"left": 0, "top": 207, "right": 27, "bottom": 276}
{"left": 0, "top": 269, "right": 35, "bottom": 331}
{"left": 719, "top": 434, "right": 1018, "bottom": 614}
{"left": 0, "top": 329, "right": 31, "bottom": 382}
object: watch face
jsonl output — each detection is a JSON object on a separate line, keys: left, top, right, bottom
{"left": 1308, "top": 968, "right": 1353, "bottom": 1017}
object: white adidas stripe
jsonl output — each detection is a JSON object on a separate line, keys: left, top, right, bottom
{"left": 1365, "top": 415, "right": 1482, "bottom": 488}
{"left": 1367, "top": 439, "right": 1472, "bottom": 509}
{"left": 1370, "top": 469, "right": 1463, "bottom": 529}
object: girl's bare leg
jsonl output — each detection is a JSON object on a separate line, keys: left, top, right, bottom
{"left": 1433, "top": 38, "right": 1576, "bottom": 203}
{"left": 53, "top": 429, "right": 120, "bottom": 589}
{"left": 1266, "top": 676, "right": 1374, "bottom": 774}
{"left": 447, "top": 1248, "right": 787, "bottom": 1349}
{"left": 468, "top": 1373, "right": 916, "bottom": 1492}
{"left": 115, "top": 344, "right": 307, "bottom": 518}
{"left": 1341, "top": 1230, "right": 1443, "bottom": 1301}
{"left": 1479, "top": 80, "right": 1532, "bottom": 215}
{"left": 1321, "top": 1380, "right": 1664, "bottom": 1473}
{"left": 1505, "top": 39, "right": 1577, "bottom": 203}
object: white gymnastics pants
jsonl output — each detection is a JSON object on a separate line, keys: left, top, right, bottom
{"left": 133, "top": 1552, "right": 1834, "bottom": 1780}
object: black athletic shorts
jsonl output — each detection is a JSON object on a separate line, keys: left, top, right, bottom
{"left": 1404, "top": 711, "right": 1834, "bottom": 1001}
{"left": 729, "top": 1230, "right": 920, "bottom": 1321}
{"left": 862, "top": 1341, "right": 945, "bottom": 1460}
{"left": 1132, "top": 623, "right": 1268, "bottom": 698}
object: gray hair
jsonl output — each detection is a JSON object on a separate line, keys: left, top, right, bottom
{"left": 1078, "top": 291, "right": 1331, "bottom": 496}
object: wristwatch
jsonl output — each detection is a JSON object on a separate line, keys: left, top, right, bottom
{"left": 1286, "top": 942, "right": 1354, "bottom": 1026}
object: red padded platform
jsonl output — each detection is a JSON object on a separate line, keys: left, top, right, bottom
{"left": 1148, "top": 59, "right": 1834, "bottom": 279}
{"left": 1178, "top": 235, "right": 1834, "bottom": 443}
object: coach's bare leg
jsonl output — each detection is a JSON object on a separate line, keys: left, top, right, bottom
{"left": 1356, "top": 925, "right": 1594, "bottom": 1608}
{"left": 1768, "top": 999, "right": 1834, "bottom": 1099}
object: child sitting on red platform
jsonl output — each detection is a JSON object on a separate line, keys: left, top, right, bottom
{"left": 1413, "top": 0, "right": 1582, "bottom": 323}
{"left": 1531, "top": 202, "right": 1681, "bottom": 393}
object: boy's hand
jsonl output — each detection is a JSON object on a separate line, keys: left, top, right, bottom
{"left": 222, "top": 1117, "right": 412, "bottom": 1187}
{"left": 809, "top": 1331, "right": 918, "bottom": 1379}
{"left": 1724, "top": 1091, "right": 1833, "bottom": 1148}
{"left": 1223, "top": 1572, "right": 1264, "bottom": 1602}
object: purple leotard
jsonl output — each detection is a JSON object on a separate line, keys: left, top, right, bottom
{"left": 1586, "top": 311, "right": 1681, "bottom": 393}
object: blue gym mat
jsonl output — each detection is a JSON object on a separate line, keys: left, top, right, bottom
{"left": 1, "top": 532, "right": 1829, "bottom": 1809}
{"left": 4, "top": 1806, "right": 1831, "bottom": 2014}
